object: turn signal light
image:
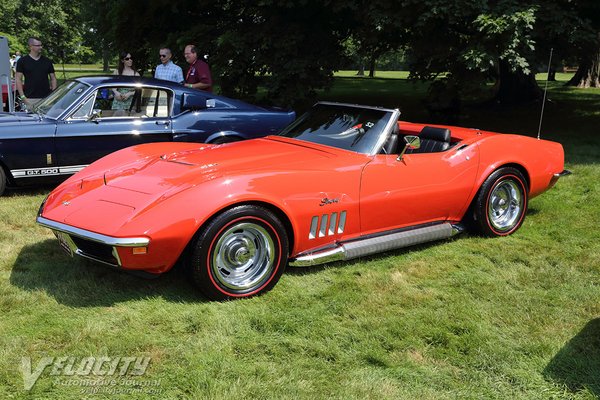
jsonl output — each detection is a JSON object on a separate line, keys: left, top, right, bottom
{"left": 132, "top": 247, "right": 147, "bottom": 255}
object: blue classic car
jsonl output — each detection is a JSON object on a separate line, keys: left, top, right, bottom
{"left": 0, "top": 76, "right": 295, "bottom": 195}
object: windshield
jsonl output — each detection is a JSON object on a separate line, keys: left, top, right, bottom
{"left": 35, "top": 81, "right": 91, "bottom": 119}
{"left": 279, "top": 103, "right": 394, "bottom": 154}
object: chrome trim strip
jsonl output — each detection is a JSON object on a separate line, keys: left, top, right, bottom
{"left": 316, "top": 101, "right": 396, "bottom": 113}
{"left": 37, "top": 216, "right": 150, "bottom": 247}
{"left": 76, "top": 250, "right": 120, "bottom": 268}
{"left": 369, "top": 108, "right": 401, "bottom": 156}
{"left": 553, "top": 170, "right": 572, "bottom": 178}
{"left": 290, "top": 222, "right": 455, "bottom": 267}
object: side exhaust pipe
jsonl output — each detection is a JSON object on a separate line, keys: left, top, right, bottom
{"left": 290, "top": 223, "right": 461, "bottom": 267}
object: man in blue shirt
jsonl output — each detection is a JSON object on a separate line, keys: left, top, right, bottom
{"left": 154, "top": 48, "right": 184, "bottom": 84}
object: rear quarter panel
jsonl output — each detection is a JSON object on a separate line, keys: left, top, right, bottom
{"left": 475, "top": 134, "right": 565, "bottom": 198}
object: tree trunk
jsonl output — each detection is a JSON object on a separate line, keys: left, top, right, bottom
{"left": 565, "top": 49, "right": 600, "bottom": 88}
{"left": 547, "top": 66, "right": 556, "bottom": 81}
{"left": 102, "top": 46, "right": 110, "bottom": 72}
{"left": 494, "top": 59, "right": 542, "bottom": 104}
{"left": 356, "top": 63, "right": 365, "bottom": 76}
{"left": 368, "top": 56, "right": 376, "bottom": 78}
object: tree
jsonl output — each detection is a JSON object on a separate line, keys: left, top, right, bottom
{"left": 563, "top": 0, "right": 600, "bottom": 88}
{"left": 81, "top": 0, "right": 120, "bottom": 71}
{"left": 106, "top": 0, "right": 355, "bottom": 107}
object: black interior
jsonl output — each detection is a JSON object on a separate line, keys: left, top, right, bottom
{"left": 405, "top": 126, "right": 452, "bottom": 154}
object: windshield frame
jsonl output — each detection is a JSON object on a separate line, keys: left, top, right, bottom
{"left": 34, "top": 80, "right": 92, "bottom": 120}
{"left": 278, "top": 102, "right": 400, "bottom": 156}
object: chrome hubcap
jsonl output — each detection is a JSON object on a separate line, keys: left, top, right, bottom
{"left": 211, "top": 222, "right": 275, "bottom": 290}
{"left": 488, "top": 179, "right": 523, "bottom": 231}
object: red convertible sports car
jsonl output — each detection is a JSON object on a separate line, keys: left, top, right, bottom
{"left": 37, "top": 102, "right": 570, "bottom": 300}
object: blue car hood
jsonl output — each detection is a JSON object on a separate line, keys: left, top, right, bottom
{"left": 0, "top": 112, "right": 56, "bottom": 137}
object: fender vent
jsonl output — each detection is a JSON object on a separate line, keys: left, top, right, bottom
{"left": 309, "top": 211, "right": 346, "bottom": 239}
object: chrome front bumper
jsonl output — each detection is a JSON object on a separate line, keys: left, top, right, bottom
{"left": 36, "top": 216, "right": 150, "bottom": 267}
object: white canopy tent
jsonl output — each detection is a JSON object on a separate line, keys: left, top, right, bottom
{"left": 0, "top": 36, "right": 15, "bottom": 112}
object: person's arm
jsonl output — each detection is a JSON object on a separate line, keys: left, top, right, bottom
{"left": 176, "top": 67, "right": 184, "bottom": 84}
{"left": 49, "top": 73, "right": 57, "bottom": 91}
{"left": 187, "top": 82, "right": 210, "bottom": 90}
{"left": 15, "top": 71, "right": 25, "bottom": 98}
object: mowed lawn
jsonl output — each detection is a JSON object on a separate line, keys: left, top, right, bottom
{"left": 0, "top": 73, "right": 599, "bottom": 399}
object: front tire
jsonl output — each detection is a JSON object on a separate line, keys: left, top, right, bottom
{"left": 473, "top": 167, "right": 528, "bottom": 237}
{"left": 188, "top": 205, "right": 289, "bottom": 300}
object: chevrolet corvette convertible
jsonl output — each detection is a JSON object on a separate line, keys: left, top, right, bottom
{"left": 37, "top": 102, "right": 570, "bottom": 300}
{"left": 0, "top": 76, "right": 294, "bottom": 196}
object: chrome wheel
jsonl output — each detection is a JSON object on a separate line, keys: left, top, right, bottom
{"left": 211, "top": 222, "right": 275, "bottom": 291}
{"left": 488, "top": 179, "right": 524, "bottom": 231}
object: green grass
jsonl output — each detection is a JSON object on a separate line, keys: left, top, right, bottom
{"left": 1, "top": 72, "right": 599, "bottom": 399}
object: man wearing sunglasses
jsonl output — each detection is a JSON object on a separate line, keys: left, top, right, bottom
{"left": 15, "top": 37, "right": 57, "bottom": 107}
{"left": 154, "top": 48, "right": 184, "bottom": 84}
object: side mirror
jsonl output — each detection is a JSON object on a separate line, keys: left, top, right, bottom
{"left": 181, "top": 93, "right": 208, "bottom": 111}
{"left": 88, "top": 109, "right": 102, "bottom": 122}
{"left": 397, "top": 135, "right": 421, "bottom": 161}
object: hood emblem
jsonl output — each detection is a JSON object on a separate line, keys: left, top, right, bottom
{"left": 320, "top": 197, "right": 339, "bottom": 206}
{"left": 62, "top": 201, "right": 70, "bottom": 206}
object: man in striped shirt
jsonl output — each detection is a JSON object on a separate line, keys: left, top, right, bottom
{"left": 154, "top": 48, "right": 184, "bottom": 84}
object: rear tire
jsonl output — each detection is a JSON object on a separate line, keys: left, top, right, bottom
{"left": 188, "top": 205, "right": 289, "bottom": 300}
{"left": 473, "top": 167, "right": 528, "bottom": 237}
{"left": 0, "top": 168, "right": 6, "bottom": 197}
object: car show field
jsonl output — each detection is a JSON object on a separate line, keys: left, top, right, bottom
{"left": 0, "top": 73, "right": 598, "bottom": 398}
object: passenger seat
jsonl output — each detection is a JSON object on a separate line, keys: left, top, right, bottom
{"left": 406, "top": 126, "right": 451, "bottom": 153}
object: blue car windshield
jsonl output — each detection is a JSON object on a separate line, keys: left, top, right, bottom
{"left": 35, "top": 81, "right": 90, "bottom": 119}
{"left": 278, "top": 104, "right": 394, "bottom": 154}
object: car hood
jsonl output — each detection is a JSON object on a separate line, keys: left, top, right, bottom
{"left": 0, "top": 112, "right": 52, "bottom": 127}
{"left": 43, "top": 137, "right": 368, "bottom": 232}
{"left": 103, "top": 137, "right": 358, "bottom": 194}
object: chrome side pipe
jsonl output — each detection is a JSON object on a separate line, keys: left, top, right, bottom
{"left": 290, "top": 223, "right": 462, "bottom": 267}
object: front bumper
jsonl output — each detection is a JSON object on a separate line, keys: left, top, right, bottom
{"left": 36, "top": 216, "right": 150, "bottom": 268}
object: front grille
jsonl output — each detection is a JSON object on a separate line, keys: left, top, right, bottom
{"left": 70, "top": 236, "right": 119, "bottom": 266}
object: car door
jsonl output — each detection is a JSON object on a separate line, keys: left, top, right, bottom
{"left": 54, "top": 86, "right": 174, "bottom": 169}
{"left": 0, "top": 117, "right": 58, "bottom": 182}
{"left": 359, "top": 144, "right": 479, "bottom": 235}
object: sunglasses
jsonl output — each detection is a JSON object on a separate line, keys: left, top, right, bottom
{"left": 123, "top": 57, "right": 132, "bottom": 61}
{"left": 159, "top": 54, "right": 168, "bottom": 58}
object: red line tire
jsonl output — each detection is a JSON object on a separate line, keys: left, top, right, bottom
{"left": 473, "top": 167, "right": 528, "bottom": 237}
{"left": 189, "top": 205, "right": 289, "bottom": 300}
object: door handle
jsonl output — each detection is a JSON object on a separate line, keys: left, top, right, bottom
{"left": 155, "top": 120, "right": 170, "bottom": 126}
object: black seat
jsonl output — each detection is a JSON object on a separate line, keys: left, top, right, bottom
{"left": 406, "top": 126, "right": 451, "bottom": 153}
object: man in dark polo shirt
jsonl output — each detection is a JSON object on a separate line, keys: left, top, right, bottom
{"left": 16, "top": 37, "right": 57, "bottom": 107}
{"left": 183, "top": 45, "right": 212, "bottom": 92}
